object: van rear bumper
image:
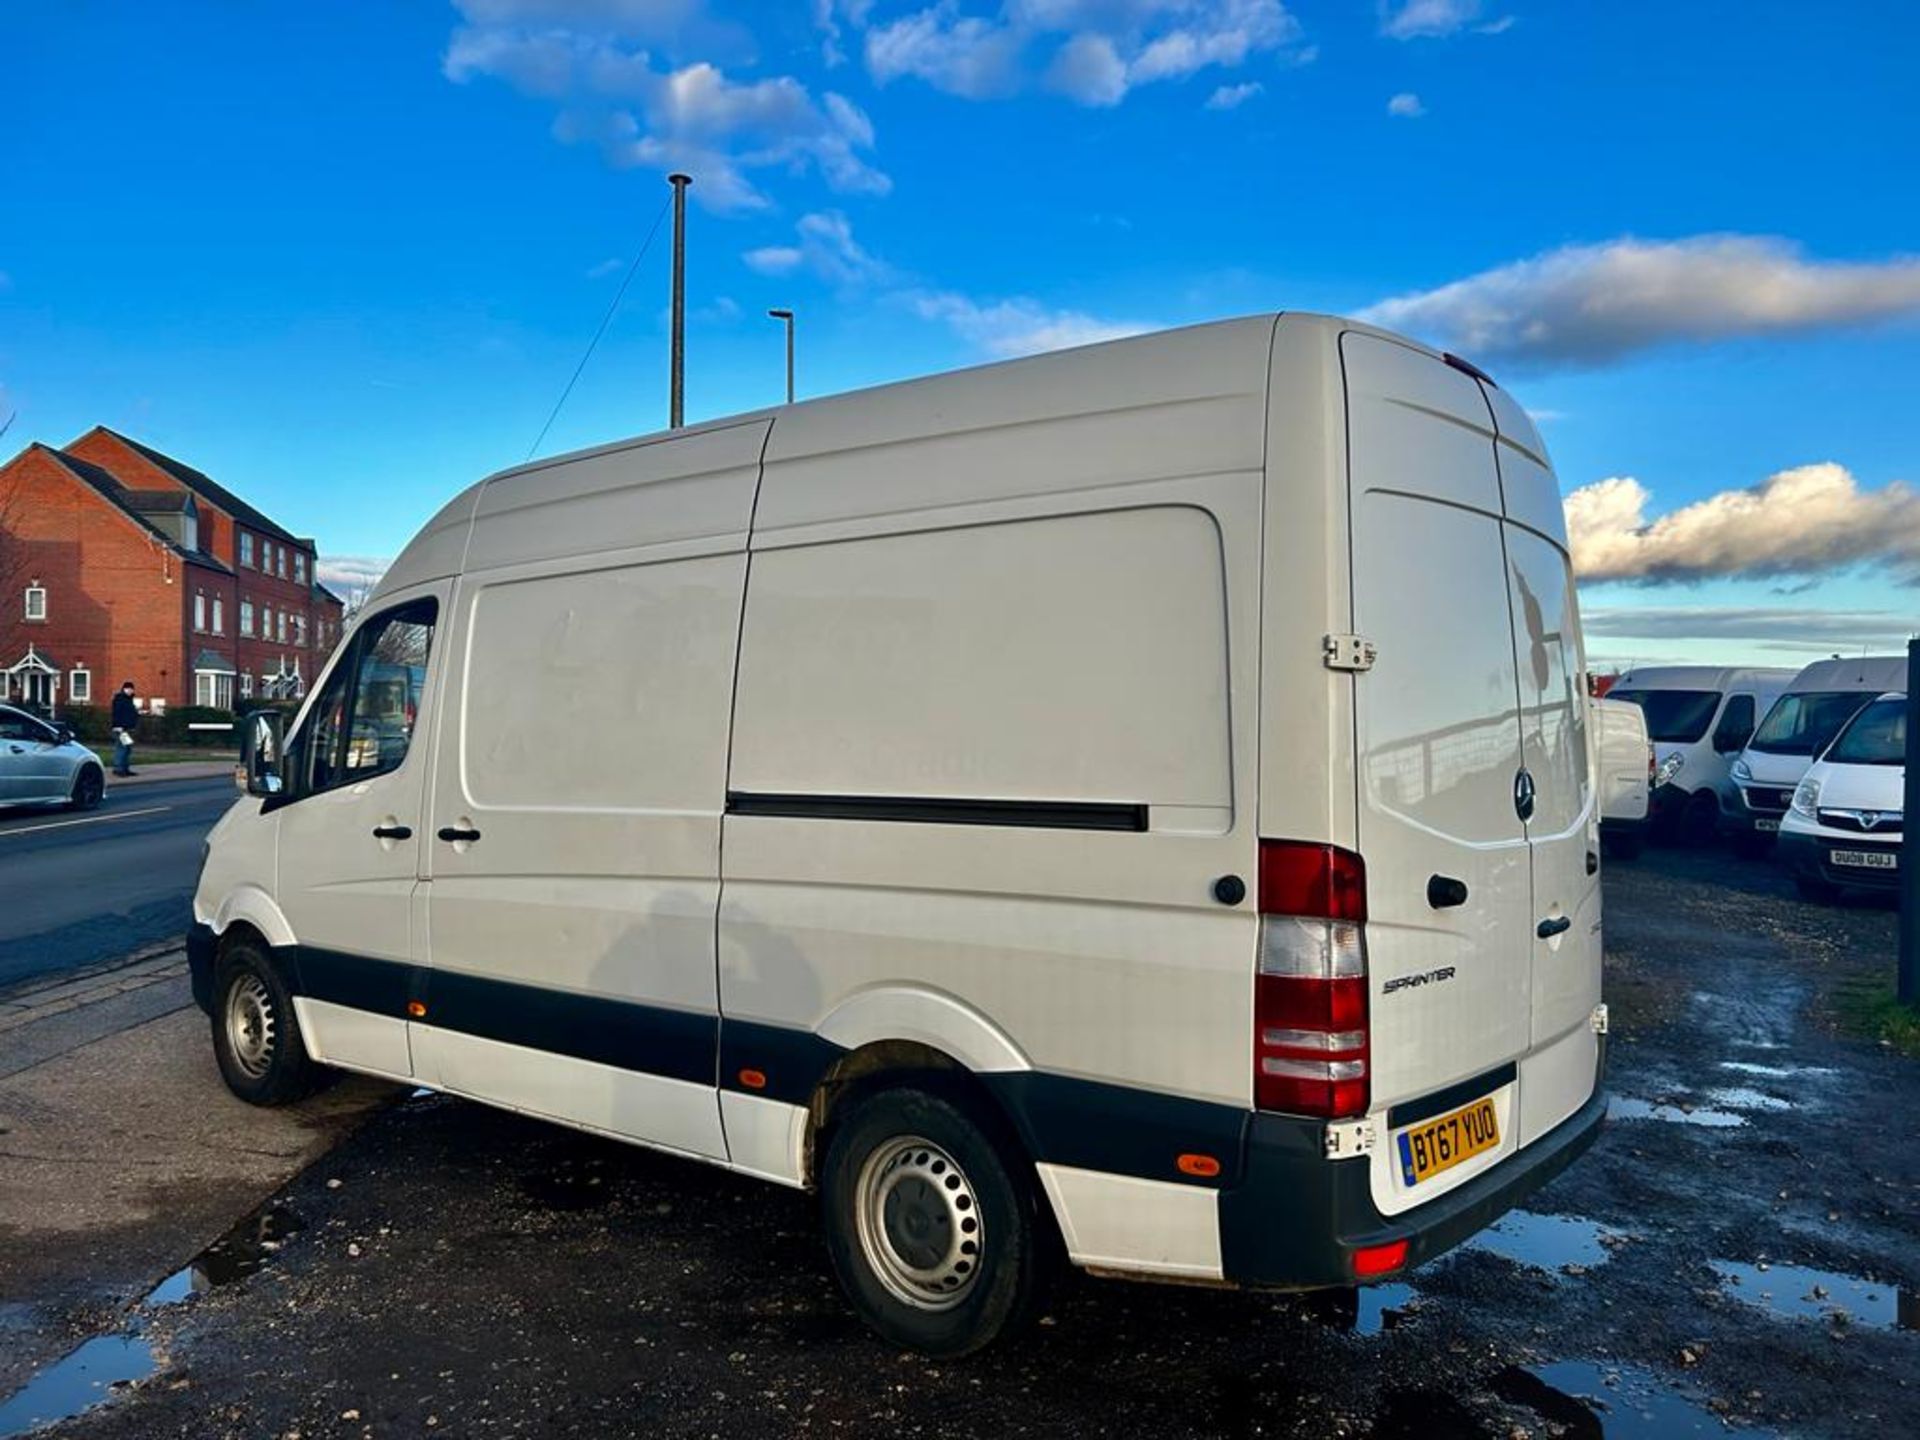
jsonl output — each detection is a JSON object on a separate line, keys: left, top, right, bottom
{"left": 1216, "top": 1073, "right": 1607, "bottom": 1289}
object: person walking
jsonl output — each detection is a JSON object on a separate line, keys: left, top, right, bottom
{"left": 111, "top": 681, "right": 140, "bottom": 776}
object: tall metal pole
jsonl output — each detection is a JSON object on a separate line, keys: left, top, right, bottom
{"left": 1899, "top": 635, "right": 1920, "bottom": 1006}
{"left": 768, "top": 308, "right": 795, "bottom": 404}
{"left": 668, "top": 172, "right": 691, "bottom": 428}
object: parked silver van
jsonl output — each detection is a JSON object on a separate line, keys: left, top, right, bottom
{"left": 193, "top": 315, "right": 1606, "bottom": 1354}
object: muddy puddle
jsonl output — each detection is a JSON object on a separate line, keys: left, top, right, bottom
{"left": 1607, "top": 1095, "right": 1747, "bottom": 1128}
{"left": 1717, "top": 1061, "right": 1834, "bottom": 1081}
{"left": 1465, "top": 1210, "right": 1620, "bottom": 1273}
{"left": 1713, "top": 1260, "right": 1916, "bottom": 1331}
{"left": 0, "top": 1202, "right": 307, "bottom": 1437}
{"left": 1494, "top": 1360, "right": 1774, "bottom": 1437}
{"left": 1298, "top": 1281, "right": 1418, "bottom": 1337}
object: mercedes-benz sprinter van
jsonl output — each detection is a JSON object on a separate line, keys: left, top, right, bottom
{"left": 192, "top": 315, "right": 1607, "bottom": 1355}
{"left": 1727, "top": 655, "right": 1907, "bottom": 857}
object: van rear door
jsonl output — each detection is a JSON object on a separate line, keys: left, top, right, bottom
{"left": 1342, "top": 333, "right": 1535, "bottom": 1121}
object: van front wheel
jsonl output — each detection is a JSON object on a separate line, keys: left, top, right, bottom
{"left": 211, "top": 940, "right": 321, "bottom": 1106}
{"left": 821, "top": 1086, "right": 1054, "bottom": 1356}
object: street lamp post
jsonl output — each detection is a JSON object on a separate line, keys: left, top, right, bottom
{"left": 767, "top": 308, "right": 795, "bottom": 405}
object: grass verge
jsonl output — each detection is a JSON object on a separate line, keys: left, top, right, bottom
{"left": 1833, "top": 975, "right": 1920, "bottom": 1058}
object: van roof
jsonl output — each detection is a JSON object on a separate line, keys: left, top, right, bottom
{"left": 1611, "top": 665, "right": 1797, "bottom": 690}
{"left": 370, "top": 312, "right": 1525, "bottom": 601}
{"left": 1780, "top": 655, "right": 1910, "bottom": 692}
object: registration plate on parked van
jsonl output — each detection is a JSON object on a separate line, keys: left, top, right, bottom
{"left": 1396, "top": 1097, "right": 1501, "bottom": 1187}
{"left": 1754, "top": 818, "right": 1779, "bottom": 833}
{"left": 1832, "top": 849, "right": 1896, "bottom": 870}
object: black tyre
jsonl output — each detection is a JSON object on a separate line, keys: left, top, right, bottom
{"left": 210, "top": 937, "right": 322, "bottom": 1105}
{"left": 67, "top": 764, "right": 104, "bottom": 811}
{"left": 1680, "top": 791, "right": 1721, "bottom": 846}
{"left": 1730, "top": 830, "right": 1773, "bottom": 861}
{"left": 1794, "top": 877, "right": 1843, "bottom": 905}
{"left": 820, "top": 1085, "right": 1057, "bottom": 1356}
{"left": 1602, "top": 830, "right": 1643, "bottom": 861}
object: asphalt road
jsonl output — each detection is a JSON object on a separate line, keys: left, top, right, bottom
{"left": 0, "top": 777, "right": 238, "bottom": 993}
{"left": 2, "top": 845, "right": 1914, "bottom": 1440}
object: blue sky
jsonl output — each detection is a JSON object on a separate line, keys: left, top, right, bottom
{"left": 3, "top": 1, "right": 1917, "bottom": 666}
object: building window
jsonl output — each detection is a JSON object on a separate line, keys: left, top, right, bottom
{"left": 240, "top": 672, "right": 254, "bottom": 699}
{"left": 213, "top": 597, "right": 225, "bottom": 634}
{"left": 294, "top": 553, "right": 307, "bottom": 584}
{"left": 240, "top": 533, "right": 255, "bottom": 568}
{"left": 194, "top": 671, "right": 235, "bottom": 710}
{"left": 240, "top": 601, "right": 255, "bottom": 637}
{"left": 277, "top": 612, "right": 288, "bottom": 644}
{"left": 24, "top": 585, "right": 47, "bottom": 621}
{"left": 194, "top": 593, "right": 207, "bottom": 632}
{"left": 277, "top": 548, "right": 288, "bottom": 579}
{"left": 260, "top": 606, "right": 272, "bottom": 638}
{"left": 70, "top": 669, "right": 92, "bottom": 702}
{"left": 294, "top": 614, "right": 307, "bottom": 646}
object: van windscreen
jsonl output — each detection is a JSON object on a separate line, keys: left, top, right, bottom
{"left": 1828, "top": 697, "right": 1905, "bottom": 766}
{"left": 1748, "top": 691, "right": 1871, "bottom": 756}
{"left": 1608, "top": 689, "right": 1721, "bottom": 744}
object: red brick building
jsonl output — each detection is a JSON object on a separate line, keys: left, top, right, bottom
{"left": 0, "top": 428, "right": 344, "bottom": 716}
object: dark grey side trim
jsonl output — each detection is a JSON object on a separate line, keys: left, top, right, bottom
{"left": 724, "top": 791, "right": 1148, "bottom": 832}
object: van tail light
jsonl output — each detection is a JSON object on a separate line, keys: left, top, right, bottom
{"left": 1255, "top": 840, "right": 1370, "bottom": 1120}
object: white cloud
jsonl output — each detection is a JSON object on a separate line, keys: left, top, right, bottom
{"left": 743, "top": 245, "right": 804, "bottom": 274}
{"left": 1379, "top": 0, "right": 1480, "bottom": 39}
{"left": 1205, "top": 80, "right": 1262, "bottom": 109}
{"left": 747, "top": 210, "right": 894, "bottom": 288}
{"left": 586, "top": 256, "right": 624, "bottom": 278}
{"left": 1386, "top": 90, "right": 1424, "bottom": 117}
{"left": 854, "top": 0, "right": 1305, "bottom": 106}
{"left": 316, "top": 556, "right": 390, "bottom": 596}
{"left": 1566, "top": 464, "right": 1920, "bottom": 585}
{"left": 908, "top": 289, "right": 1149, "bottom": 357}
{"left": 445, "top": 14, "right": 887, "bottom": 210}
{"left": 1361, "top": 235, "right": 1920, "bottom": 369}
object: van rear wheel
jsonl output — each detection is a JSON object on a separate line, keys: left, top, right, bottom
{"left": 820, "top": 1085, "right": 1055, "bottom": 1356}
{"left": 211, "top": 938, "right": 322, "bottom": 1106}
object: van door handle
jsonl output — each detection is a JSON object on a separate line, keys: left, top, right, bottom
{"left": 436, "top": 826, "right": 481, "bottom": 844}
{"left": 1426, "top": 874, "right": 1469, "bottom": 909}
{"left": 1537, "top": 915, "right": 1572, "bottom": 939}
{"left": 371, "top": 824, "right": 413, "bottom": 840}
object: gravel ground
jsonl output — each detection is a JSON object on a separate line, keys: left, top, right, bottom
{"left": 9, "top": 846, "right": 1916, "bottom": 1439}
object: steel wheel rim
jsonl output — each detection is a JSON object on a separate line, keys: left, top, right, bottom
{"left": 224, "top": 973, "right": 277, "bottom": 1079}
{"left": 853, "top": 1135, "right": 984, "bottom": 1312}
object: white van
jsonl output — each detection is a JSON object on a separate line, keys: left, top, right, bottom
{"left": 1605, "top": 665, "right": 1793, "bottom": 843}
{"left": 1727, "top": 655, "right": 1907, "bottom": 858}
{"left": 1778, "top": 692, "right": 1905, "bottom": 901}
{"left": 191, "top": 315, "right": 1607, "bottom": 1355}
{"left": 1592, "top": 696, "right": 1652, "bottom": 859}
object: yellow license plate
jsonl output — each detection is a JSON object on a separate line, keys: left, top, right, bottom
{"left": 1396, "top": 1097, "right": 1501, "bottom": 1186}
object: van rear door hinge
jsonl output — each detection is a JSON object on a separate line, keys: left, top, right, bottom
{"left": 1323, "top": 633, "right": 1377, "bottom": 672}
{"left": 1323, "top": 1118, "right": 1376, "bottom": 1161}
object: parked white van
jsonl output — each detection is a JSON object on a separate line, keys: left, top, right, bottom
{"left": 1605, "top": 666, "right": 1793, "bottom": 843}
{"left": 191, "top": 315, "right": 1606, "bottom": 1354}
{"left": 1778, "top": 693, "right": 1905, "bottom": 902}
{"left": 1727, "top": 655, "right": 1907, "bottom": 858}
{"left": 1592, "top": 697, "right": 1652, "bottom": 859}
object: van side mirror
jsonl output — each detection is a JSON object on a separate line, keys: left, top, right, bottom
{"left": 240, "top": 710, "right": 287, "bottom": 797}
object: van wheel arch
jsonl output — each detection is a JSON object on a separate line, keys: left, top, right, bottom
{"left": 806, "top": 1041, "right": 1032, "bottom": 1191}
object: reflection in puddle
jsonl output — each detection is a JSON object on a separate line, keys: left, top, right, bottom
{"left": 1718, "top": 1061, "right": 1835, "bottom": 1080}
{"left": 1713, "top": 1261, "right": 1914, "bottom": 1331}
{"left": 1607, "top": 1096, "right": 1747, "bottom": 1128}
{"left": 146, "top": 1204, "right": 307, "bottom": 1303}
{"left": 1493, "top": 1360, "right": 1771, "bottom": 1438}
{"left": 1704, "top": 1087, "right": 1793, "bottom": 1113}
{"left": 1299, "top": 1282, "right": 1417, "bottom": 1337}
{"left": 0, "top": 1202, "right": 309, "bottom": 1436}
{"left": 1467, "top": 1211, "right": 1617, "bottom": 1272}
{"left": 0, "top": 1334, "right": 154, "bottom": 1438}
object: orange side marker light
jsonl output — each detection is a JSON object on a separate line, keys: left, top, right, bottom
{"left": 1177, "top": 1152, "right": 1222, "bottom": 1178}
{"left": 406, "top": 1000, "right": 427, "bottom": 1018}
{"left": 738, "top": 1068, "right": 768, "bottom": 1091}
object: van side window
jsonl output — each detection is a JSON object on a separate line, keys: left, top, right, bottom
{"left": 1711, "top": 694, "right": 1756, "bottom": 754}
{"left": 306, "top": 599, "right": 438, "bottom": 794}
